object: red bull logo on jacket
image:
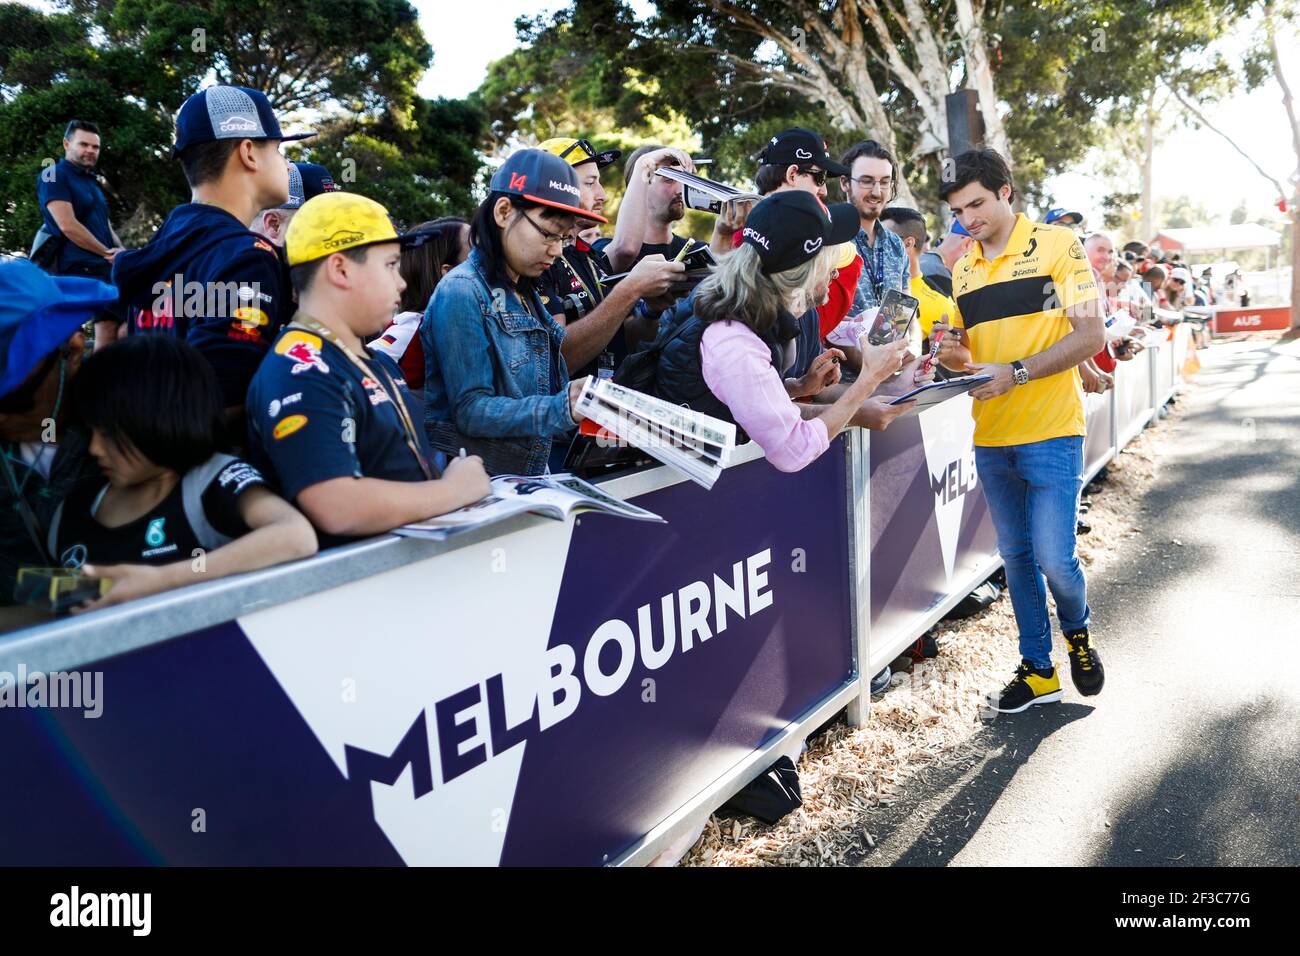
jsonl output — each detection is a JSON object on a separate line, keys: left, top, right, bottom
{"left": 275, "top": 331, "right": 330, "bottom": 375}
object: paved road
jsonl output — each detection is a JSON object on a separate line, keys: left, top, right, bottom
{"left": 857, "top": 335, "right": 1300, "bottom": 867}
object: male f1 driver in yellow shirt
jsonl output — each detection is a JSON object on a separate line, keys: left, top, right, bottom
{"left": 932, "top": 149, "right": 1107, "bottom": 714}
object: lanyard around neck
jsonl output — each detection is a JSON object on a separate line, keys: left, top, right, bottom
{"left": 288, "top": 312, "right": 434, "bottom": 480}
{"left": 559, "top": 249, "right": 602, "bottom": 310}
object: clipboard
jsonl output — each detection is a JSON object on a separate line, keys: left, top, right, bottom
{"left": 887, "top": 375, "right": 992, "bottom": 409}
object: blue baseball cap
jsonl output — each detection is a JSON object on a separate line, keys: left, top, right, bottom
{"left": 1044, "top": 207, "right": 1082, "bottom": 226}
{"left": 489, "top": 149, "right": 608, "bottom": 223}
{"left": 949, "top": 219, "right": 971, "bottom": 237}
{"left": 280, "top": 162, "right": 340, "bottom": 210}
{"left": 0, "top": 259, "right": 118, "bottom": 399}
{"left": 172, "top": 85, "right": 316, "bottom": 158}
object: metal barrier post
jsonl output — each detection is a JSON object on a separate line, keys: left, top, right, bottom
{"left": 1109, "top": 366, "right": 1120, "bottom": 462}
{"left": 845, "top": 427, "right": 872, "bottom": 727}
{"left": 1148, "top": 338, "right": 1161, "bottom": 419}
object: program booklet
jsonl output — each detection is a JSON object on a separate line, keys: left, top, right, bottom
{"left": 396, "top": 473, "right": 664, "bottom": 540}
{"left": 573, "top": 378, "right": 736, "bottom": 490}
{"left": 654, "top": 167, "right": 761, "bottom": 215}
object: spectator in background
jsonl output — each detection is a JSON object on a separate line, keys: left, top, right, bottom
{"left": 1164, "top": 266, "right": 1191, "bottom": 310}
{"left": 1114, "top": 260, "right": 1151, "bottom": 318}
{"left": 0, "top": 260, "right": 114, "bottom": 618}
{"left": 1122, "top": 240, "right": 1149, "bottom": 264}
{"left": 749, "top": 129, "right": 860, "bottom": 377}
{"left": 599, "top": 144, "right": 706, "bottom": 328}
{"left": 36, "top": 120, "right": 127, "bottom": 349}
{"left": 113, "top": 86, "right": 313, "bottom": 420}
{"left": 1043, "top": 208, "right": 1083, "bottom": 231}
{"left": 881, "top": 206, "right": 957, "bottom": 345}
{"left": 422, "top": 150, "right": 596, "bottom": 476}
{"left": 1140, "top": 264, "right": 1180, "bottom": 325}
{"left": 1199, "top": 267, "right": 1217, "bottom": 305}
{"left": 604, "top": 145, "right": 694, "bottom": 268}
{"left": 919, "top": 219, "right": 972, "bottom": 297}
{"left": 839, "top": 140, "right": 909, "bottom": 316}
{"left": 371, "top": 217, "right": 471, "bottom": 395}
{"left": 49, "top": 335, "right": 317, "bottom": 612}
{"left": 251, "top": 162, "right": 339, "bottom": 248}
{"left": 676, "top": 192, "right": 913, "bottom": 472}
{"left": 655, "top": 191, "right": 917, "bottom": 456}
{"left": 535, "top": 137, "right": 684, "bottom": 379}
{"left": 248, "top": 192, "right": 490, "bottom": 544}
{"left": 1079, "top": 233, "right": 1127, "bottom": 391}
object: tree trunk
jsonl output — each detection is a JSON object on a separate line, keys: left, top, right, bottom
{"left": 1140, "top": 89, "right": 1156, "bottom": 243}
{"left": 1290, "top": 203, "right": 1299, "bottom": 329}
{"left": 954, "top": 0, "right": 1012, "bottom": 162}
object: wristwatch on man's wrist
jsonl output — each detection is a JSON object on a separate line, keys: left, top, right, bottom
{"left": 1011, "top": 360, "right": 1030, "bottom": 386}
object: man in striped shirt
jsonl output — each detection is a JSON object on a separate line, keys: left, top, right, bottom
{"left": 932, "top": 149, "right": 1108, "bottom": 715}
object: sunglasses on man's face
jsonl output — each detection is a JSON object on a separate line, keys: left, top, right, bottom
{"left": 797, "top": 166, "right": 827, "bottom": 186}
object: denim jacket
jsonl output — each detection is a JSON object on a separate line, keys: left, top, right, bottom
{"left": 422, "top": 247, "right": 574, "bottom": 475}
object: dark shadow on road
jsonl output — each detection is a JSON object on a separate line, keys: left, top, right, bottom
{"left": 850, "top": 702, "right": 1094, "bottom": 866}
{"left": 1092, "top": 697, "right": 1300, "bottom": 866}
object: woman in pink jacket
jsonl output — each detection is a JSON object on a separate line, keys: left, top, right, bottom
{"left": 693, "top": 191, "right": 914, "bottom": 472}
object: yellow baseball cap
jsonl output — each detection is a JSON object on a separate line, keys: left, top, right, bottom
{"left": 284, "top": 192, "right": 417, "bottom": 267}
{"left": 538, "top": 137, "right": 622, "bottom": 169}
{"left": 834, "top": 242, "right": 858, "bottom": 270}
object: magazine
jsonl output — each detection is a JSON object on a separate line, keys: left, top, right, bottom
{"left": 574, "top": 377, "right": 737, "bottom": 490}
{"left": 396, "top": 473, "right": 664, "bottom": 540}
{"left": 654, "top": 167, "right": 761, "bottom": 215}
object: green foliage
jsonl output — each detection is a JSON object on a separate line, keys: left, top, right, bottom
{"left": 1156, "top": 194, "right": 1216, "bottom": 228}
{"left": 298, "top": 96, "right": 487, "bottom": 225}
{"left": 1, "top": 0, "right": 482, "bottom": 253}
{"left": 476, "top": 0, "right": 1257, "bottom": 214}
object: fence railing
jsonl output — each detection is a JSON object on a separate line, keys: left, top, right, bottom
{"left": 0, "top": 340, "right": 1187, "bottom": 866}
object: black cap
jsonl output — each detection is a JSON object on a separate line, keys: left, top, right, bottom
{"left": 280, "top": 161, "right": 340, "bottom": 210}
{"left": 758, "top": 128, "right": 849, "bottom": 177}
{"left": 741, "top": 192, "right": 859, "bottom": 275}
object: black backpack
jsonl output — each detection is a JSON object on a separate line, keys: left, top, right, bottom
{"left": 29, "top": 224, "right": 66, "bottom": 273}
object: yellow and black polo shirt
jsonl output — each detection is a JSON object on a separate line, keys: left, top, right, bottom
{"left": 950, "top": 213, "right": 1098, "bottom": 447}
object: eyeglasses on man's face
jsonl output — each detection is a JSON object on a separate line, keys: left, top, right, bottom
{"left": 847, "top": 176, "right": 893, "bottom": 193}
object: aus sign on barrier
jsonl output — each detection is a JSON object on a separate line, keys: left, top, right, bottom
{"left": 1212, "top": 305, "right": 1291, "bottom": 334}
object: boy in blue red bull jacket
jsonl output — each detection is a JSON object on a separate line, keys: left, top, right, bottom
{"left": 113, "top": 86, "right": 313, "bottom": 414}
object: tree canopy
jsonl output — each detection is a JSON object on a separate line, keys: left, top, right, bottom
{"left": 0, "top": 0, "right": 482, "bottom": 252}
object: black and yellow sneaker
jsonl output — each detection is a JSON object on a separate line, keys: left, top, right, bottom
{"left": 986, "top": 660, "right": 1063, "bottom": 713}
{"left": 1064, "top": 629, "right": 1105, "bottom": 696}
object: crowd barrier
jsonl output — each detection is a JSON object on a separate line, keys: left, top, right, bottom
{"left": 0, "top": 342, "right": 1188, "bottom": 866}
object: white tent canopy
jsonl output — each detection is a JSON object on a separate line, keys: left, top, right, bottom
{"left": 1152, "top": 224, "right": 1282, "bottom": 253}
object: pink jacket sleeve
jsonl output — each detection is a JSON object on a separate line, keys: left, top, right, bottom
{"left": 701, "top": 320, "right": 830, "bottom": 473}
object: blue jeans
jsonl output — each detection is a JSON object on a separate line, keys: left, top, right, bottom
{"left": 975, "top": 436, "right": 1090, "bottom": 670}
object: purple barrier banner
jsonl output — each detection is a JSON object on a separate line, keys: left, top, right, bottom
{"left": 0, "top": 441, "right": 855, "bottom": 866}
{"left": 867, "top": 396, "right": 999, "bottom": 671}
